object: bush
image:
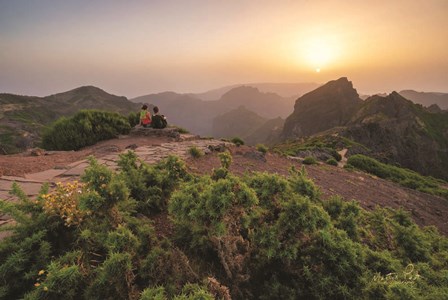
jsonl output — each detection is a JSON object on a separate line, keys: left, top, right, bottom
{"left": 326, "top": 158, "right": 338, "bottom": 166}
{"left": 41, "top": 110, "right": 131, "bottom": 151}
{"left": 1, "top": 153, "right": 448, "bottom": 299}
{"left": 188, "top": 146, "right": 203, "bottom": 158}
{"left": 231, "top": 137, "right": 244, "bottom": 146}
{"left": 128, "top": 111, "right": 140, "bottom": 127}
{"left": 347, "top": 154, "right": 448, "bottom": 199}
{"left": 256, "top": 144, "right": 268, "bottom": 154}
{"left": 302, "top": 156, "right": 318, "bottom": 165}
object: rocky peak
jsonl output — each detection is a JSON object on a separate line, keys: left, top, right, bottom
{"left": 282, "top": 77, "right": 362, "bottom": 138}
{"left": 351, "top": 91, "right": 416, "bottom": 124}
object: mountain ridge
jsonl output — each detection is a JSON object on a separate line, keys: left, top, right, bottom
{"left": 281, "top": 78, "right": 448, "bottom": 180}
{"left": 0, "top": 86, "right": 139, "bottom": 154}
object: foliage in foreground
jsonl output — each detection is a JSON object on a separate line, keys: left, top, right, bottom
{"left": 0, "top": 152, "right": 447, "bottom": 299}
{"left": 346, "top": 154, "right": 448, "bottom": 199}
{"left": 41, "top": 110, "right": 131, "bottom": 151}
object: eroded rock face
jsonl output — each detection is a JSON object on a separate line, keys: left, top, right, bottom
{"left": 282, "top": 77, "right": 362, "bottom": 139}
{"left": 343, "top": 92, "right": 448, "bottom": 179}
{"left": 281, "top": 78, "right": 448, "bottom": 180}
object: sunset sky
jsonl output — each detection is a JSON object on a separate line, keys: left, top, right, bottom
{"left": 1, "top": 0, "right": 447, "bottom": 97}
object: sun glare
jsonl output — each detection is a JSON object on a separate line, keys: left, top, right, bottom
{"left": 300, "top": 37, "right": 338, "bottom": 72}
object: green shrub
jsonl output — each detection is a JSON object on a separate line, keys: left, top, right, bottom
{"left": 2, "top": 152, "right": 448, "bottom": 300}
{"left": 128, "top": 111, "right": 140, "bottom": 127}
{"left": 231, "top": 137, "right": 244, "bottom": 146}
{"left": 288, "top": 166, "right": 320, "bottom": 201}
{"left": 188, "top": 146, "right": 203, "bottom": 158}
{"left": 347, "top": 154, "right": 448, "bottom": 199}
{"left": 326, "top": 158, "right": 338, "bottom": 166}
{"left": 218, "top": 151, "right": 232, "bottom": 169}
{"left": 302, "top": 156, "right": 318, "bottom": 165}
{"left": 116, "top": 152, "right": 188, "bottom": 213}
{"left": 41, "top": 110, "right": 131, "bottom": 151}
{"left": 256, "top": 144, "right": 268, "bottom": 154}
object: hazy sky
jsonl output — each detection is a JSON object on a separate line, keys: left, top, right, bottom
{"left": 1, "top": 0, "right": 447, "bottom": 97}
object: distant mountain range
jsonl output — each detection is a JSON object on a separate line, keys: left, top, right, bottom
{"left": 398, "top": 90, "right": 448, "bottom": 110}
{"left": 187, "top": 82, "right": 321, "bottom": 101}
{"left": 0, "top": 86, "right": 139, "bottom": 154}
{"left": 2, "top": 80, "right": 448, "bottom": 180}
{"left": 131, "top": 86, "right": 296, "bottom": 137}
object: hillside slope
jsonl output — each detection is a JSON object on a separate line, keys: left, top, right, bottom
{"left": 0, "top": 86, "right": 140, "bottom": 154}
{"left": 212, "top": 106, "right": 267, "bottom": 140}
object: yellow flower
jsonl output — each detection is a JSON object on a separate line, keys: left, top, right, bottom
{"left": 38, "top": 270, "right": 45, "bottom": 275}
{"left": 43, "top": 286, "right": 49, "bottom": 292}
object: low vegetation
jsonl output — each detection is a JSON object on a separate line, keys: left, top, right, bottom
{"left": 1, "top": 151, "right": 447, "bottom": 299}
{"left": 41, "top": 110, "right": 131, "bottom": 151}
{"left": 170, "top": 126, "right": 189, "bottom": 134}
{"left": 346, "top": 154, "right": 448, "bottom": 199}
{"left": 230, "top": 137, "right": 244, "bottom": 146}
{"left": 302, "top": 156, "right": 318, "bottom": 165}
{"left": 127, "top": 112, "right": 140, "bottom": 128}
{"left": 188, "top": 146, "right": 203, "bottom": 158}
{"left": 326, "top": 157, "right": 339, "bottom": 166}
{"left": 256, "top": 143, "right": 268, "bottom": 154}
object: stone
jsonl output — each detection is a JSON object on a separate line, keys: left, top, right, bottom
{"left": 129, "top": 127, "right": 181, "bottom": 140}
{"left": 30, "top": 148, "right": 45, "bottom": 156}
{"left": 24, "top": 169, "right": 68, "bottom": 182}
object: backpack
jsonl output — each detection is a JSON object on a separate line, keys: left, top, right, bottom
{"left": 152, "top": 115, "right": 167, "bottom": 129}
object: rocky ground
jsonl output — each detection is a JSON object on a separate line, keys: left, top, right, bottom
{"left": 1, "top": 133, "right": 447, "bottom": 237}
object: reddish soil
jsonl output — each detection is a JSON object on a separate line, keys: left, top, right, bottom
{"left": 1, "top": 139, "right": 447, "bottom": 236}
{"left": 186, "top": 146, "right": 448, "bottom": 236}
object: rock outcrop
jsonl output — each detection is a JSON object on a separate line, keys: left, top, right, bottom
{"left": 282, "top": 77, "right": 362, "bottom": 139}
{"left": 281, "top": 78, "right": 448, "bottom": 180}
{"left": 343, "top": 92, "right": 448, "bottom": 179}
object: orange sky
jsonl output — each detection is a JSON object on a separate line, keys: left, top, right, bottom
{"left": 1, "top": 0, "right": 447, "bottom": 97}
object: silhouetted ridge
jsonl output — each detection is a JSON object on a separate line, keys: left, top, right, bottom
{"left": 282, "top": 77, "right": 362, "bottom": 138}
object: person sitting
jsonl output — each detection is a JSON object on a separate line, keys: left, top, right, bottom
{"left": 139, "top": 104, "right": 151, "bottom": 128}
{"left": 151, "top": 106, "right": 167, "bottom": 129}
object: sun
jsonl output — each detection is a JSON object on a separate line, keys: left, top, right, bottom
{"left": 302, "top": 37, "right": 336, "bottom": 72}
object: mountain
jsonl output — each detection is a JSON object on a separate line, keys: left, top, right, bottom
{"left": 131, "top": 86, "right": 294, "bottom": 136}
{"left": 212, "top": 106, "right": 267, "bottom": 140}
{"left": 343, "top": 92, "right": 448, "bottom": 179}
{"left": 244, "top": 116, "right": 284, "bottom": 145}
{"left": 218, "top": 86, "right": 293, "bottom": 119}
{"left": 190, "top": 82, "right": 320, "bottom": 101}
{"left": 0, "top": 86, "right": 140, "bottom": 154}
{"left": 44, "top": 86, "right": 138, "bottom": 114}
{"left": 399, "top": 90, "right": 448, "bottom": 109}
{"left": 282, "top": 77, "right": 362, "bottom": 139}
{"left": 132, "top": 92, "right": 230, "bottom": 136}
{"left": 281, "top": 78, "right": 448, "bottom": 180}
